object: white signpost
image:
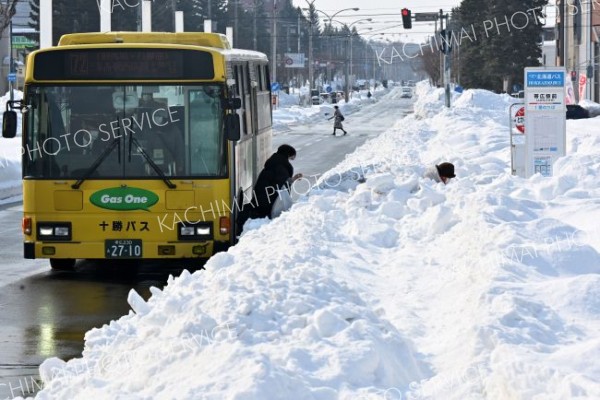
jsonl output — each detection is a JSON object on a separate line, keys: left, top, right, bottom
{"left": 523, "top": 67, "right": 567, "bottom": 178}
{"left": 283, "top": 53, "right": 305, "bottom": 68}
{"left": 509, "top": 103, "right": 526, "bottom": 177}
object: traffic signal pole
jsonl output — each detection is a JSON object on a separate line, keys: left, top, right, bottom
{"left": 439, "top": 9, "right": 451, "bottom": 108}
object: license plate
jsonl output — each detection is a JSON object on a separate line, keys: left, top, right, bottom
{"left": 105, "top": 239, "right": 142, "bottom": 258}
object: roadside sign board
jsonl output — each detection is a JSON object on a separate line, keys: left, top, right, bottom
{"left": 514, "top": 106, "right": 525, "bottom": 133}
{"left": 271, "top": 82, "right": 280, "bottom": 92}
{"left": 523, "top": 67, "right": 566, "bottom": 178}
{"left": 7, "top": 73, "right": 16, "bottom": 83}
{"left": 414, "top": 13, "right": 438, "bottom": 22}
{"left": 509, "top": 103, "right": 526, "bottom": 177}
{"left": 283, "top": 53, "right": 305, "bottom": 68}
{"left": 12, "top": 35, "right": 37, "bottom": 49}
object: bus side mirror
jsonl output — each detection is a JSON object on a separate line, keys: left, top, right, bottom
{"left": 225, "top": 114, "right": 241, "bottom": 141}
{"left": 2, "top": 111, "right": 17, "bottom": 138}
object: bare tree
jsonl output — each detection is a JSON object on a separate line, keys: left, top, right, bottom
{"left": 419, "top": 45, "right": 441, "bottom": 86}
{"left": 0, "top": 0, "right": 18, "bottom": 34}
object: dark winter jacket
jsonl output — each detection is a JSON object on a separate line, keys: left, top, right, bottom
{"left": 251, "top": 152, "right": 294, "bottom": 218}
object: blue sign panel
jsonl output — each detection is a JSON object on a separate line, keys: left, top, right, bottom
{"left": 526, "top": 71, "right": 564, "bottom": 87}
{"left": 271, "top": 82, "right": 281, "bottom": 91}
{"left": 7, "top": 73, "right": 16, "bottom": 82}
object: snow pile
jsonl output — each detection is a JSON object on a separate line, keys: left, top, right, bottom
{"left": 275, "top": 90, "right": 301, "bottom": 107}
{"left": 23, "top": 83, "right": 600, "bottom": 399}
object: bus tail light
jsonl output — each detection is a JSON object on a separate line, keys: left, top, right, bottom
{"left": 22, "top": 218, "right": 32, "bottom": 235}
{"left": 219, "top": 217, "right": 230, "bottom": 235}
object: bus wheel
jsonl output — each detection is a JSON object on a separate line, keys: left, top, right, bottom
{"left": 50, "top": 259, "right": 76, "bottom": 271}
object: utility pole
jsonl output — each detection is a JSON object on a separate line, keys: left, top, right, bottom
{"left": 9, "top": 20, "right": 13, "bottom": 102}
{"left": 253, "top": 0, "right": 258, "bottom": 50}
{"left": 344, "top": 33, "right": 350, "bottom": 102}
{"left": 304, "top": 0, "right": 316, "bottom": 90}
{"left": 234, "top": 0, "right": 238, "bottom": 48}
{"left": 271, "top": 0, "right": 277, "bottom": 84}
{"left": 439, "top": 9, "right": 450, "bottom": 108}
{"left": 297, "top": 13, "right": 300, "bottom": 52}
{"left": 171, "top": 0, "right": 177, "bottom": 30}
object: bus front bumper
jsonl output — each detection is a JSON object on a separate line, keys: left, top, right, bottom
{"left": 24, "top": 240, "right": 230, "bottom": 260}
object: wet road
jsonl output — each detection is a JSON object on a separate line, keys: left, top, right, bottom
{"left": 0, "top": 88, "right": 414, "bottom": 398}
{"left": 0, "top": 256, "right": 205, "bottom": 398}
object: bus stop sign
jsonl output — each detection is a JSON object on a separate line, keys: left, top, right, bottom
{"left": 514, "top": 107, "right": 525, "bottom": 133}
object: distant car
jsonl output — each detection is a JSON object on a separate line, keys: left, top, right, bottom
{"left": 311, "top": 95, "right": 323, "bottom": 105}
{"left": 400, "top": 87, "right": 412, "bottom": 98}
{"left": 566, "top": 104, "right": 590, "bottom": 119}
{"left": 320, "top": 93, "right": 332, "bottom": 104}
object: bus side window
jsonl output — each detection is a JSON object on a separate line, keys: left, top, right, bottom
{"left": 241, "top": 63, "right": 251, "bottom": 136}
{"left": 263, "top": 64, "right": 272, "bottom": 127}
{"left": 257, "top": 64, "right": 263, "bottom": 91}
{"left": 233, "top": 64, "right": 240, "bottom": 96}
{"left": 264, "top": 64, "right": 271, "bottom": 92}
{"left": 235, "top": 64, "right": 247, "bottom": 136}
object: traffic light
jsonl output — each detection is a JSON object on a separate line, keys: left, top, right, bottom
{"left": 401, "top": 8, "right": 412, "bottom": 29}
{"left": 440, "top": 29, "right": 447, "bottom": 53}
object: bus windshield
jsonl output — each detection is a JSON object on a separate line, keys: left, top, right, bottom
{"left": 24, "top": 84, "right": 227, "bottom": 179}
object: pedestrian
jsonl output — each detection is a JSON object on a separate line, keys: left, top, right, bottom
{"left": 367, "top": 91, "right": 372, "bottom": 99}
{"left": 328, "top": 105, "right": 347, "bottom": 136}
{"left": 423, "top": 162, "right": 456, "bottom": 185}
{"left": 237, "top": 145, "right": 302, "bottom": 231}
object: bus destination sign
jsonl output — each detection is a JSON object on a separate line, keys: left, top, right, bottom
{"left": 34, "top": 48, "right": 215, "bottom": 80}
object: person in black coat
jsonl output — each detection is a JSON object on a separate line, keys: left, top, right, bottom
{"left": 236, "top": 145, "right": 302, "bottom": 232}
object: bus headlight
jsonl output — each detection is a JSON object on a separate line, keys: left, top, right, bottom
{"left": 180, "top": 226, "right": 195, "bottom": 236}
{"left": 39, "top": 227, "right": 54, "bottom": 236}
{"left": 54, "top": 227, "right": 70, "bottom": 236}
{"left": 196, "top": 227, "right": 211, "bottom": 236}
{"left": 178, "top": 222, "right": 213, "bottom": 241}
{"left": 37, "top": 223, "right": 72, "bottom": 241}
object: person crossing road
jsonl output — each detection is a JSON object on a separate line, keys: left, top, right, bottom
{"left": 328, "top": 106, "right": 347, "bottom": 136}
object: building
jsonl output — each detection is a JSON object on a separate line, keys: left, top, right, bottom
{"left": 1, "top": 1, "right": 34, "bottom": 93}
{"left": 556, "top": 0, "right": 600, "bottom": 102}
{"left": 541, "top": 26, "right": 556, "bottom": 67}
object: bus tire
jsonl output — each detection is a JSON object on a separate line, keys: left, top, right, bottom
{"left": 50, "top": 258, "right": 76, "bottom": 271}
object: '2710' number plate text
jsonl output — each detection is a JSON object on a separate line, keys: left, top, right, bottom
{"left": 105, "top": 239, "right": 142, "bottom": 258}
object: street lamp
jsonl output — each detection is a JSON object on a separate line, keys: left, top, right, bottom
{"left": 301, "top": 4, "right": 359, "bottom": 90}
{"left": 327, "top": 18, "right": 373, "bottom": 102}
{"left": 351, "top": 27, "right": 373, "bottom": 79}
{"left": 364, "top": 33, "right": 386, "bottom": 82}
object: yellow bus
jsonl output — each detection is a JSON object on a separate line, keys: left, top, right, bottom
{"left": 2, "top": 32, "right": 273, "bottom": 270}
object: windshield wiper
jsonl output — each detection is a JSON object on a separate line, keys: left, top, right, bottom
{"left": 129, "top": 135, "right": 176, "bottom": 189}
{"left": 71, "top": 138, "right": 120, "bottom": 189}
